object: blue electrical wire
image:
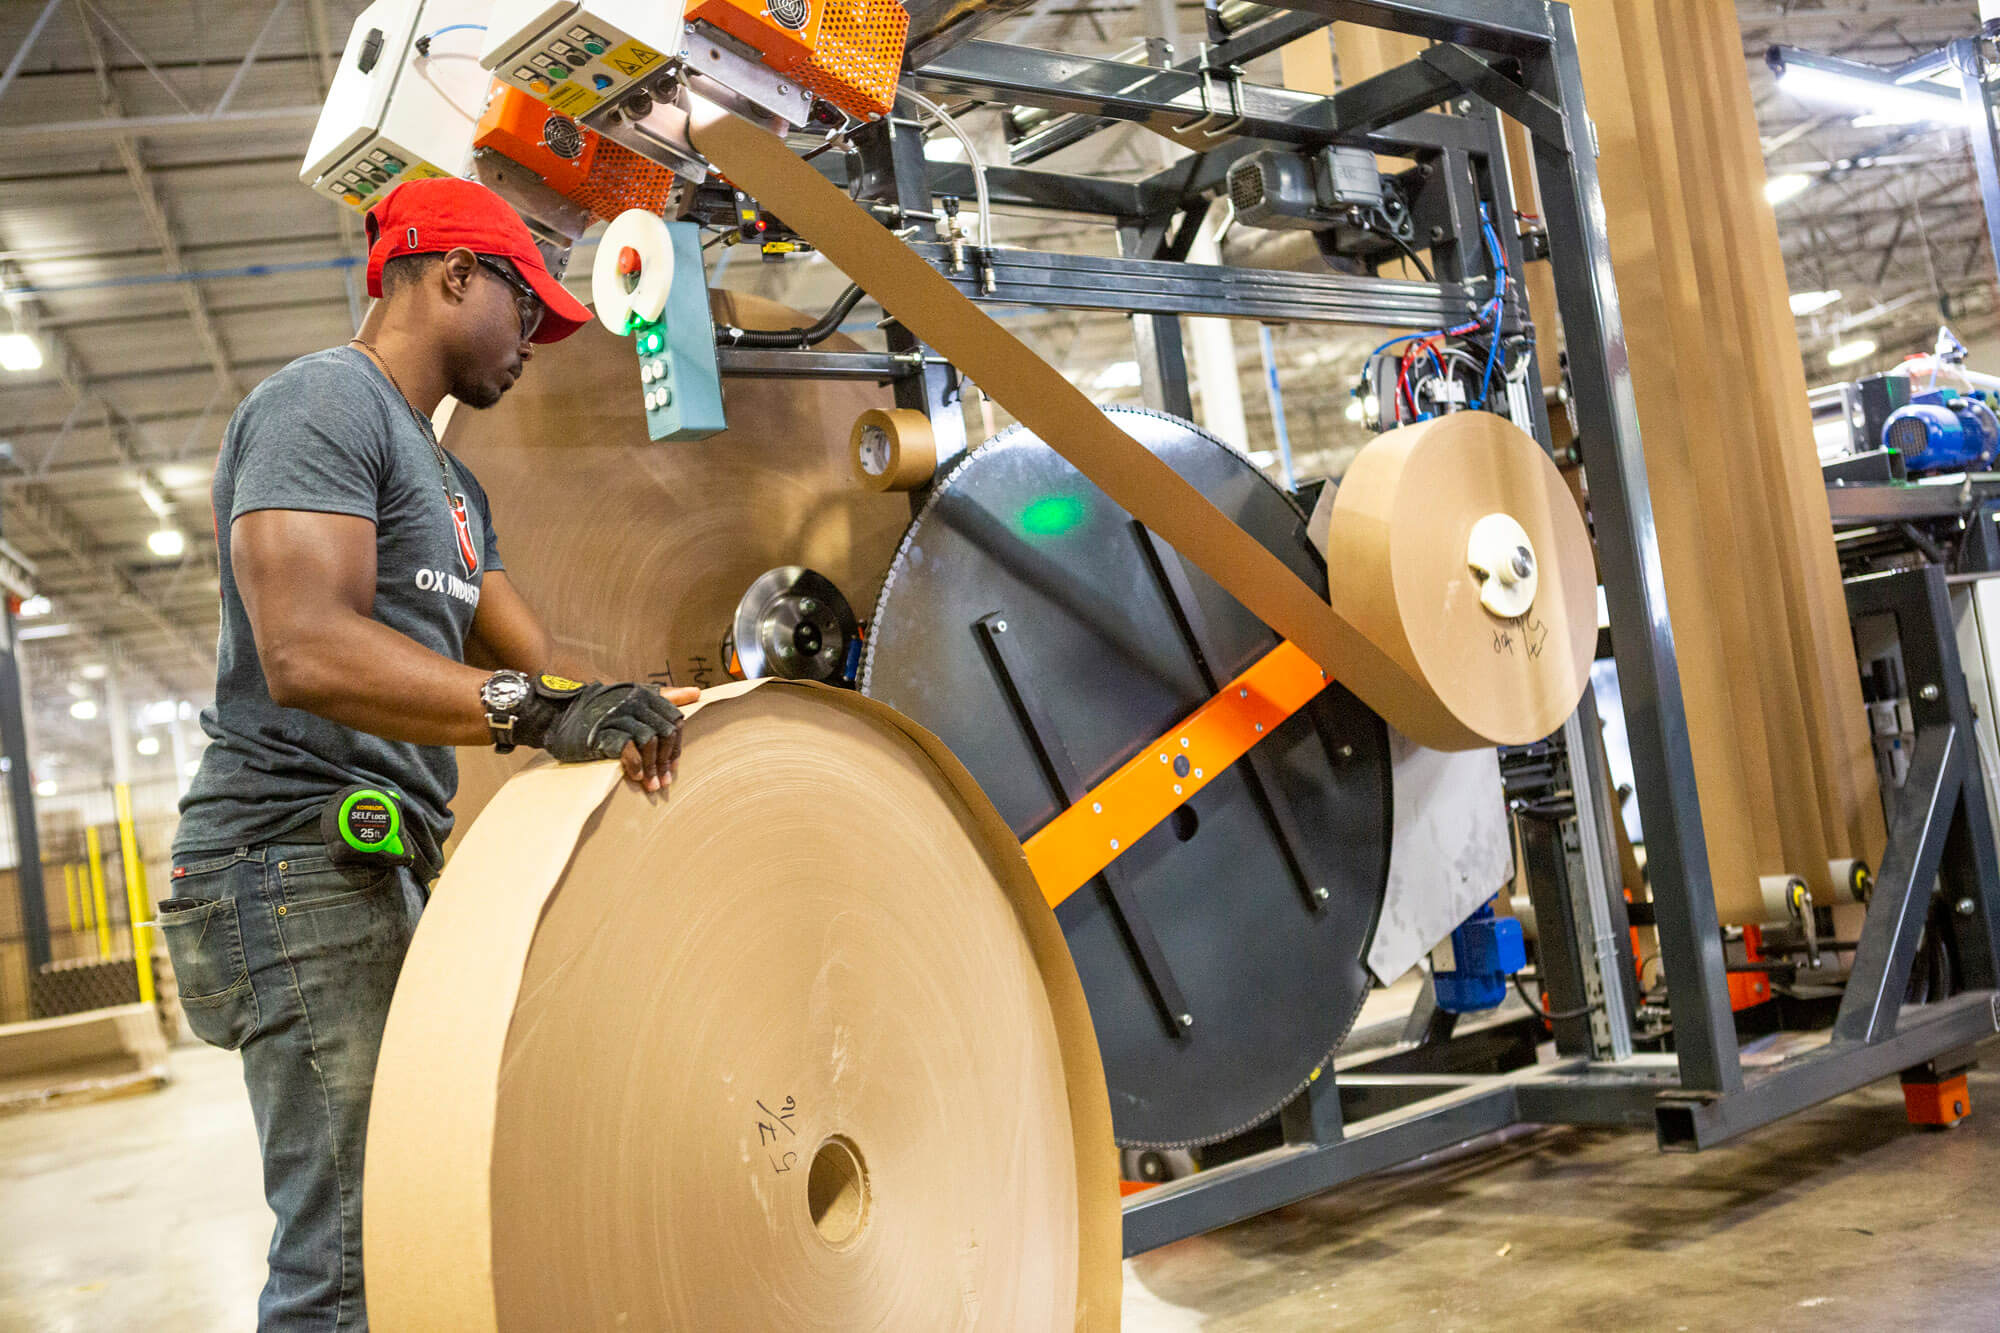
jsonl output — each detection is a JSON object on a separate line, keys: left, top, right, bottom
{"left": 1366, "top": 204, "right": 1514, "bottom": 418}
{"left": 420, "top": 23, "right": 486, "bottom": 45}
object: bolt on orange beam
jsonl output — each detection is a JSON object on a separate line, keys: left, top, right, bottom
{"left": 1022, "top": 640, "right": 1331, "bottom": 909}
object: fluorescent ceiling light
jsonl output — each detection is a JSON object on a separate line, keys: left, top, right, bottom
{"left": 0, "top": 333, "right": 42, "bottom": 372}
{"left": 138, "top": 699, "right": 179, "bottom": 726}
{"left": 34, "top": 778, "right": 55, "bottom": 797}
{"left": 1790, "top": 289, "right": 1843, "bottom": 316}
{"left": 1773, "top": 58, "right": 1969, "bottom": 126}
{"left": 1345, "top": 398, "right": 1366, "bottom": 422}
{"left": 68, "top": 698, "right": 97, "bottom": 721}
{"left": 17, "top": 622, "right": 72, "bottom": 640}
{"left": 136, "top": 735, "right": 160, "bottom": 756}
{"left": 156, "top": 465, "right": 206, "bottom": 489}
{"left": 148, "top": 527, "right": 186, "bottom": 558}
{"left": 1827, "top": 338, "right": 1879, "bottom": 368}
{"left": 79, "top": 663, "right": 105, "bottom": 681}
{"left": 135, "top": 479, "right": 170, "bottom": 516}
{"left": 16, "top": 595, "right": 49, "bottom": 617}
{"left": 1765, "top": 173, "right": 1813, "bottom": 205}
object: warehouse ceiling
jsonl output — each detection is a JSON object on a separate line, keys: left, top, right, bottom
{"left": 0, "top": 0, "right": 1989, "bottom": 787}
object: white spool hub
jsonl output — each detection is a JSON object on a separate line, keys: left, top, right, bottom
{"left": 591, "top": 208, "right": 675, "bottom": 335}
{"left": 1466, "top": 512, "right": 1540, "bottom": 619}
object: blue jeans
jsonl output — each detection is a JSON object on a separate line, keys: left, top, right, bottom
{"left": 157, "top": 842, "right": 425, "bottom": 1332}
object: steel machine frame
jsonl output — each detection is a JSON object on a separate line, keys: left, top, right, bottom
{"left": 306, "top": 0, "right": 2000, "bottom": 1255}
{"left": 812, "top": 0, "right": 2000, "bottom": 1253}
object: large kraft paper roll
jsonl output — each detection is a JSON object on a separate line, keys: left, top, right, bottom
{"left": 365, "top": 681, "right": 1121, "bottom": 1329}
{"left": 687, "top": 98, "right": 1594, "bottom": 752}
{"left": 1329, "top": 414, "right": 1598, "bottom": 747}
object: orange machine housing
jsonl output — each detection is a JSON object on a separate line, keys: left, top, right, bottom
{"left": 684, "top": 0, "right": 908, "bottom": 120}
{"left": 473, "top": 83, "right": 675, "bottom": 223}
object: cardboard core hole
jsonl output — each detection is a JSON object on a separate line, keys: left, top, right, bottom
{"left": 807, "top": 1134, "right": 868, "bottom": 1247}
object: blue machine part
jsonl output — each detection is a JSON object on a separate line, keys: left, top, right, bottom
{"left": 1432, "top": 899, "right": 1527, "bottom": 1014}
{"left": 1883, "top": 390, "right": 2000, "bottom": 475}
{"left": 633, "top": 220, "right": 726, "bottom": 443}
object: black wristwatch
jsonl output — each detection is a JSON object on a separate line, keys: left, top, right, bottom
{"left": 480, "top": 669, "right": 532, "bottom": 752}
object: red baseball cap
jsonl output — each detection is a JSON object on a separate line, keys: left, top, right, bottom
{"left": 364, "top": 176, "right": 591, "bottom": 344}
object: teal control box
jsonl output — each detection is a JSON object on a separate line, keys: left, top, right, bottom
{"left": 634, "top": 221, "right": 726, "bottom": 442}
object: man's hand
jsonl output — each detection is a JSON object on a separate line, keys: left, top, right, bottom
{"left": 618, "top": 686, "right": 700, "bottom": 791}
{"left": 512, "top": 679, "right": 700, "bottom": 792}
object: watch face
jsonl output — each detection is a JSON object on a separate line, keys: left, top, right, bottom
{"left": 484, "top": 673, "right": 529, "bottom": 712}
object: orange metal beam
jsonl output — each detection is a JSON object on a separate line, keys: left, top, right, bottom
{"left": 1022, "top": 640, "right": 1331, "bottom": 909}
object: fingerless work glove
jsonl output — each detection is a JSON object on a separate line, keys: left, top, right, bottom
{"left": 512, "top": 675, "right": 685, "bottom": 763}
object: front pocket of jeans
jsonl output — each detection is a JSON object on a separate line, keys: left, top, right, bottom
{"left": 158, "top": 897, "right": 260, "bottom": 1051}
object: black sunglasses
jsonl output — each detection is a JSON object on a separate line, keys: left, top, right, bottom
{"left": 476, "top": 255, "right": 545, "bottom": 340}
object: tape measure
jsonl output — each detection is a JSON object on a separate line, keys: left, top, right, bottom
{"left": 321, "top": 785, "right": 412, "bottom": 865}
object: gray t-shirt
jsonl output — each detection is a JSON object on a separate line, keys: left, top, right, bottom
{"left": 174, "top": 346, "right": 503, "bottom": 870}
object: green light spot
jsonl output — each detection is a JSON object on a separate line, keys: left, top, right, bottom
{"left": 1020, "top": 494, "right": 1088, "bottom": 537}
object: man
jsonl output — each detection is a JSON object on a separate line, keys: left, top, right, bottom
{"left": 159, "top": 177, "right": 696, "bottom": 1330}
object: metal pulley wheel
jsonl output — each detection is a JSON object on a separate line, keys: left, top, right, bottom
{"left": 861, "top": 406, "right": 1392, "bottom": 1148}
{"left": 725, "top": 566, "right": 859, "bottom": 682}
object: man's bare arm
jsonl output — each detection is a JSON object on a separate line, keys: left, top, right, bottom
{"left": 233, "top": 510, "right": 688, "bottom": 787}
{"left": 466, "top": 571, "right": 555, "bottom": 674}
{"left": 235, "top": 509, "right": 493, "bottom": 746}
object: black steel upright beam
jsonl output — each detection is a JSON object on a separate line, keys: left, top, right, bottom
{"left": 851, "top": 111, "right": 967, "bottom": 465}
{"left": 1521, "top": 7, "right": 1740, "bottom": 1092}
{"left": 0, "top": 599, "right": 47, "bottom": 970}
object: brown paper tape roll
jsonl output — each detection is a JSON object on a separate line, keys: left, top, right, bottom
{"left": 688, "top": 100, "right": 1592, "bottom": 751}
{"left": 851, "top": 406, "right": 938, "bottom": 491}
{"left": 1327, "top": 414, "right": 1598, "bottom": 747}
{"left": 366, "top": 682, "right": 1121, "bottom": 1330}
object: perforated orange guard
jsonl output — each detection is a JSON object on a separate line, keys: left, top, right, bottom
{"left": 1023, "top": 640, "right": 1331, "bottom": 909}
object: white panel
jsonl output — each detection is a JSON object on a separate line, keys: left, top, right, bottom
{"left": 1365, "top": 734, "right": 1513, "bottom": 985}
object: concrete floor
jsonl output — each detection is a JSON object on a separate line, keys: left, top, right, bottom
{"left": 3, "top": 1040, "right": 1998, "bottom": 1331}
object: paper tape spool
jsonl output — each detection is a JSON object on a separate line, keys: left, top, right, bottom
{"left": 591, "top": 207, "right": 675, "bottom": 335}
{"left": 1758, "top": 872, "right": 1810, "bottom": 922}
{"left": 366, "top": 682, "right": 1121, "bottom": 1330}
{"left": 850, "top": 406, "right": 937, "bottom": 491}
{"left": 1325, "top": 413, "right": 1598, "bottom": 748}
{"left": 1829, "top": 857, "right": 1874, "bottom": 904}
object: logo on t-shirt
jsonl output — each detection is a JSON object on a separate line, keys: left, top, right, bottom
{"left": 449, "top": 492, "right": 480, "bottom": 577}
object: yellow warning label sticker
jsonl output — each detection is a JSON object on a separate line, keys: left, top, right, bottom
{"left": 542, "top": 79, "right": 602, "bottom": 116}
{"left": 606, "top": 39, "right": 665, "bottom": 81}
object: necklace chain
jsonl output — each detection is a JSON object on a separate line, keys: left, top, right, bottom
{"left": 348, "top": 338, "right": 459, "bottom": 509}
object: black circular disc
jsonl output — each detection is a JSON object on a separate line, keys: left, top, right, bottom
{"left": 860, "top": 407, "right": 1391, "bottom": 1147}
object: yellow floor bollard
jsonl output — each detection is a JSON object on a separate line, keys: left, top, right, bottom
{"left": 114, "top": 784, "right": 155, "bottom": 1007}
{"left": 62, "top": 862, "right": 79, "bottom": 935}
{"left": 86, "top": 826, "right": 111, "bottom": 959}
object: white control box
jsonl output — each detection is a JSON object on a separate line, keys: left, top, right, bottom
{"left": 481, "top": 0, "right": 682, "bottom": 121}
{"left": 300, "top": 0, "right": 497, "bottom": 210}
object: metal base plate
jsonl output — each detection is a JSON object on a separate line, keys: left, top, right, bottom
{"left": 861, "top": 407, "right": 1391, "bottom": 1147}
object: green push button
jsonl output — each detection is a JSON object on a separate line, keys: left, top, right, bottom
{"left": 584, "top": 40, "right": 605, "bottom": 54}
{"left": 546, "top": 64, "right": 569, "bottom": 79}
